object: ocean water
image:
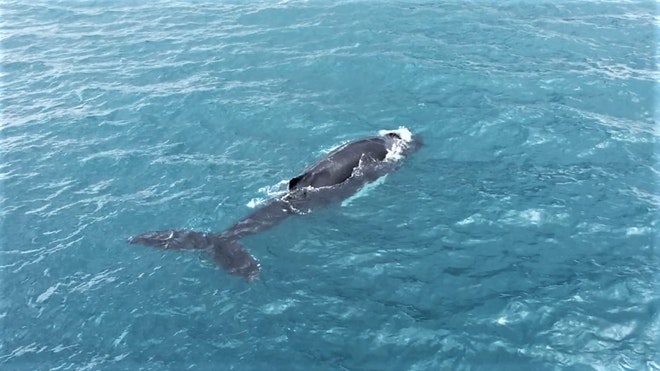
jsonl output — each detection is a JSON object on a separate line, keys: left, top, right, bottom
{"left": 1, "top": 0, "right": 658, "bottom": 369}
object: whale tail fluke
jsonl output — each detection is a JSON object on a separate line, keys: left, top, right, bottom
{"left": 208, "top": 238, "right": 261, "bottom": 281}
{"left": 128, "top": 230, "right": 260, "bottom": 281}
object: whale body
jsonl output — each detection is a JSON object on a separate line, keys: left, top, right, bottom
{"left": 129, "top": 128, "right": 422, "bottom": 280}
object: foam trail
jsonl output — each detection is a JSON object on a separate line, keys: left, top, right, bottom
{"left": 341, "top": 175, "right": 388, "bottom": 207}
{"left": 247, "top": 180, "right": 288, "bottom": 208}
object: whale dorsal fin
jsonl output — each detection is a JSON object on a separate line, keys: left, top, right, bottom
{"left": 288, "top": 175, "right": 304, "bottom": 190}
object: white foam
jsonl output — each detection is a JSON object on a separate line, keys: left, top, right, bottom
{"left": 378, "top": 126, "right": 413, "bottom": 162}
{"left": 379, "top": 126, "right": 413, "bottom": 143}
{"left": 36, "top": 284, "right": 59, "bottom": 304}
{"left": 319, "top": 141, "right": 347, "bottom": 155}
{"left": 341, "top": 175, "right": 388, "bottom": 207}
{"left": 247, "top": 197, "right": 267, "bottom": 208}
{"left": 247, "top": 180, "right": 288, "bottom": 208}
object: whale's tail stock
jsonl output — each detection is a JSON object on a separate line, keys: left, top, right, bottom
{"left": 128, "top": 230, "right": 261, "bottom": 281}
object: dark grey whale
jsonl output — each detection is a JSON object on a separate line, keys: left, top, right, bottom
{"left": 129, "top": 128, "right": 422, "bottom": 280}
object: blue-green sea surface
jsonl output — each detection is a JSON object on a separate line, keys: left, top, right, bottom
{"left": 1, "top": 1, "right": 658, "bottom": 370}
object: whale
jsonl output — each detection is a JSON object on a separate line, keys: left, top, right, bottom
{"left": 128, "top": 128, "right": 422, "bottom": 280}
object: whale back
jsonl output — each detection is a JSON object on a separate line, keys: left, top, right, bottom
{"left": 288, "top": 137, "right": 389, "bottom": 191}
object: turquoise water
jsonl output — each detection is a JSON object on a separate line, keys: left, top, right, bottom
{"left": 1, "top": 1, "right": 658, "bottom": 369}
